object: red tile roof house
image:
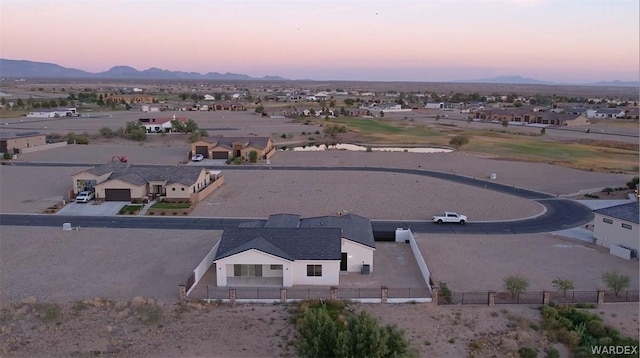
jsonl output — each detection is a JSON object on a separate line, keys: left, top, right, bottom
{"left": 71, "top": 162, "right": 223, "bottom": 203}
{"left": 138, "top": 116, "right": 188, "bottom": 133}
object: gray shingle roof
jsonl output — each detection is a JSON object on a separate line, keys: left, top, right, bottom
{"left": 0, "top": 131, "right": 43, "bottom": 139}
{"left": 594, "top": 202, "right": 639, "bottom": 224}
{"left": 214, "top": 228, "right": 342, "bottom": 261}
{"left": 299, "top": 213, "right": 376, "bottom": 248}
{"left": 83, "top": 163, "right": 206, "bottom": 186}
{"left": 264, "top": 214, "right": 301, "bottom": 228}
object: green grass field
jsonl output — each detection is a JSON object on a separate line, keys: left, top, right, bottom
{"left": 323, "top": 117, "right": 639, "bottom": 173}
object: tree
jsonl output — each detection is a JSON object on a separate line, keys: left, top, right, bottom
{"left": 551, "top": 278, "right": 575, "bottom": 297}
{"left": 601, "top": 270, "right": 630, "bottom": 296}
{"left": 123, "top": 121, "right": 147, "bottom": 141}
{"left": 184, "top": 119, "right": 199, "bottom": 133}
{"left": 171, "top": 119, "right": 187, "bottom": 133}
{"left": 540, "top": 127, "right": 546, "bottom": 135}
{"left": 248, "top": 150, "right": 258, "bottom": 163}
{"left": 501, "top": 119, "right": 509, "bottom": 127}
{"left": 255, "top": 105, "right": 265, "bottom": 114}
{"left": 504, "top": 275, "right": 529, "bottom": 299}
{"left": 344, "top": 98, "right": 355, "bottom": 106}
{"left": 180, "top": 93, "right": 188, "bottom": 101}
{"left": 626, "top": 176, "right": 639, "bottom": 190}
{"left": 449, "top": 136, "right": 469, "bottom": 149}
{"left": 16, "top": 98, "right": 25, "bottom": 108}
{"left": 0, "top": 97, "right": 6, "bottom": 106}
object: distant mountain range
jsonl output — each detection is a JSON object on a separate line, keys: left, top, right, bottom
{"left": 0, "top": 59, "right": 287, "bottom": 81}
{"left": 463, "top": 75, "right": 639, "bottom": 87}
{"left": 1, "top": 59, "right": 638, "bottom": 86}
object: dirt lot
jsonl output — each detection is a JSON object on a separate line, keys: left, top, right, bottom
{"left": 418, "top": 233, "right": 639, "bottom": 292}
{"left": 1, "top": 298, "right": 637, "bottom": 357}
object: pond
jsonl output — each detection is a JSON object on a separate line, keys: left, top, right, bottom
{"left": 285, "top": 143, "right": 452, "bottom": 153}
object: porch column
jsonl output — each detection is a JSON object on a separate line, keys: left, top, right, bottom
{"left": 542, "top": 291, "right": 550, "bottom": 305}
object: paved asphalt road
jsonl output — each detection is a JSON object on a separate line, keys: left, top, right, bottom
{"left": 0, "top": 163, "right": 594, "bottom": 234}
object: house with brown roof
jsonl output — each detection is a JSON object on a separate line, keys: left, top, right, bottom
{"left": 190, "top": 136, "right": 275, "bottom": 161}
{"left": 71, "top": 163, "right": 223, "bottom": 203}
{"left": 213, "top": 102, "right": 246, "bottom": 111}
{"left": 474, "top": 109, "right": 590, "bottom": 126}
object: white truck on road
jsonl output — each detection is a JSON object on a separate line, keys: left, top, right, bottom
{"left": 433, "top": 212, "right": 467, "bottom": 224}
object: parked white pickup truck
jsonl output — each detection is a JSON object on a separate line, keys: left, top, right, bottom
{"left": 433, "top": 212, "right": 467, "bottom": 224}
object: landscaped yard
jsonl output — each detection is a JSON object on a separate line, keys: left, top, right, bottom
{"left": 150, "top": 202, "right": 191, "bottom": 209}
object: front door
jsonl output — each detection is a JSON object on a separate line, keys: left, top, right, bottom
{"left": 340, "top": 253, "right": 348, "bottom": 271}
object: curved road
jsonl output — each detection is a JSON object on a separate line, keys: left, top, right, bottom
{"left": 0, "top": 164, "right": 594, "bottom": 234}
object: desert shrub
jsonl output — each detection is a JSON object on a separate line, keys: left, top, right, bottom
{"left": 3, "top": 152, "right": 12, "bottom": 160}
{"left": 439, "top": 282, "right": 453, "bottom": 304}
{"left": 366, "top": 146, "right": 373, "bottom": 152}
{"left": 281, "top": 133, "right": 287, "bottom": 138}
{"left": 626, "top": 176, "right": 639, "bottom": 189}
{"left": 188, "top": 132, "right": 201, "bottom": 142}
{"left": 601, "top": 187, "right": 613, "bottom": 195}
{"left": 233, "top": 157, "right": 243, "bottom": 165}
{"left": 123, "top": 121, "right": 146, "bottom": 141}
{"left": 75, "top": 136, "right": 89, "bottom": 145}
{"left": 296, "top": 302, "right": 415, "bottom": 358}
{"left": 601, "top": 270, "right": 630, "bottom": 296}
{"left": 518, "top": 347, "right": 537, "bottom": 358}
{"left": 99, "top": 126, "right": 116, "bottom": 138}
{"left": 34, "top": 303, "right": 62, "bottom": 323}
{"left": 449, "top": 135, "right": 469, "bottom": 149}
{"left": 544, "top": 347, "right": 559, "bottom": 358}
{"left": 504, "top": 275, "right": 529, "bottom": 299}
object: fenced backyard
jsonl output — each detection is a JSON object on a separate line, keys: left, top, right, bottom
{"left": 437, "top": 289, "right": 639, "bottom": 306}
{"left": 186, "top": 285, "right": 431, "bottom": 303}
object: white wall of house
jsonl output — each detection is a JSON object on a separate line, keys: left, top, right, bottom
{"left": 215, "top": 250, "right": 293, "bottom": 287}
{"left": 341, "top": 239, "right": 374, "bottom": 273}
{"left": 291, "top": 260, "right": 340, "bottom": 286}
{"left": 593, "top": 213, "right": 639, "bottom": 252}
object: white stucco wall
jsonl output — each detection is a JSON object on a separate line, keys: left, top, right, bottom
{"left": 593, "top": 213, "right": 639, "bottom": 252}
{"left": 341, "top": 239, "right": 374, "bottom": 273}
{"left": 214, "top": 249, "right": 292, "bottom": 287}
{"left": 291, "top": 261, "right": 340, "bottom": 286}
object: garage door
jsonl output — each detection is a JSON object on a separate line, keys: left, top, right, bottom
{"left": 195, "top": 146, "right": 209, "bottom": 158}
{"left": 105, "top": 189, "right": 131, "bottom": 201}
{"left": 212, "top": 151, "right": 229, "bottom": 159}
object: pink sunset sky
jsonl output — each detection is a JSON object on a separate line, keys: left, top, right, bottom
{"left": 1, "top": 0, "right": 638, "bottom": 83}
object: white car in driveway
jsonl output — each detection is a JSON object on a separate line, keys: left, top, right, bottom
{"left": 75, "top": 191, "right": 95, "bottom": 203}
{"left": 191, "top": 154, "right": 204, "bottom": 162}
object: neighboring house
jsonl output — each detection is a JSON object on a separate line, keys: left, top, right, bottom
{"left": 104, "top": 94, "right": 155, "bottom": 104}
{"left": 424, "top": 102, "right": 462, "bottom": 111}
{"left": 204, "top": 94, "right": 215, "bottom": 101}
{"left": 190, "top": 136, "right": 275, "bottom": 161}
{"left": 213, "top": 213, "right": 376, "bottom": 287}
{"left": 474, "top": 110, "right": 590, "bottom": 126}
{"left": 587, "top": 108, "right": 626, "bottom": 119}
{"left": 71, "top": 162, "right": 223, "bottom": 203}
{"left": 593, "top": 202, "right": 639, "bottom": 259}
{"left": 138, "top": 116, "right": 188, "bottom": 133}
{"left": 625, "top": 108, "right": 639, "bottom": 120}
{"left": 213, "top": 102, "right": 246, "bottom": 111}
{"left": 0, "top": 131, "right": 46, "bottom": 154}
{"left": 26, "top": 107, "right": 79, "bottom": 118}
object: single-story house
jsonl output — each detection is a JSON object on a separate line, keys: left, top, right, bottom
{"left": 0, "top": 131, "right": 46, "bottom": 154}
{"left": 213, "top": 213, "right": 376, "bottom": 287}
{"left": 26, "top": 107, "right": 78, "bottom": 118}
{"left": 71, "top": 162, "right": 223, "bottom": 203}
{"left": 587, "top": 108, "right": 626, "bottom": 119}
{"left": 138, "top": 116, "right": 188, "bottom": 133}
{"left": 593, "top": 202, "right": 639, "bottom": 259}
{"left": 213, "top": 102, "right": 246, "bottom": 111}
{"left": 104, "top": 94, "right": 155, "bottom": 104}
{"left": 190, "top": 136, "right": 275, "bottom": 161}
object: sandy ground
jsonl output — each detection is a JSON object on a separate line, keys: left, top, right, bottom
{"left": 1, "top": 299, "right": 637, "bottom": 358}
{"left": 418, "top": 233, "right": 640, "bottom": 292}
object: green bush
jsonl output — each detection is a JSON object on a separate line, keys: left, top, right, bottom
{"left": 296, "top": 302, "right": 415, "bottom": 358}
{"left": 439, "top": 282, "right": 453, "bottom": 304}
{"left": 544, "top": 347, "right": 559, "bottom": 358}
{"left": 518, "top": 347, "right": 537, "bottom": 358}
{"left": 449, "top": 135, "right": 469, "bottom": 149}
{"left": 626, "top": 176, "right": 639, "bottom": 190}
{"left": 248, "top": 150, "right": 258, "bottom": 163}
{"left": 233, "top": 157, "right": 243, "bottom": 165}
{"left": 3, "top": 152, "right": 12, "bottom": 160}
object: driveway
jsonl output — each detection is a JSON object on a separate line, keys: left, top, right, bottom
{"left": 56, "top": 201, "right": 128, "bottom": 216}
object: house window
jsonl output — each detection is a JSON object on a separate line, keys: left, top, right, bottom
{"left": 270, "top": 264, "right": 283, "bottom": 270}
{"left": 306, "top": 265, "right": 322, "bottom": 277}
{"left": 621, "top": 223, "right": 632, "bottom": 230}
{"left": 233, "top": 264, "right": 263, "bottom": 277}
{"left": 603, "top": 218, "right": 613, "bottom": 224}
{"left": 172, "top": 188, "right": 175, "bottom": 191}
{"left": 181, "top": 188, "right": 185, "bottom": 191}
